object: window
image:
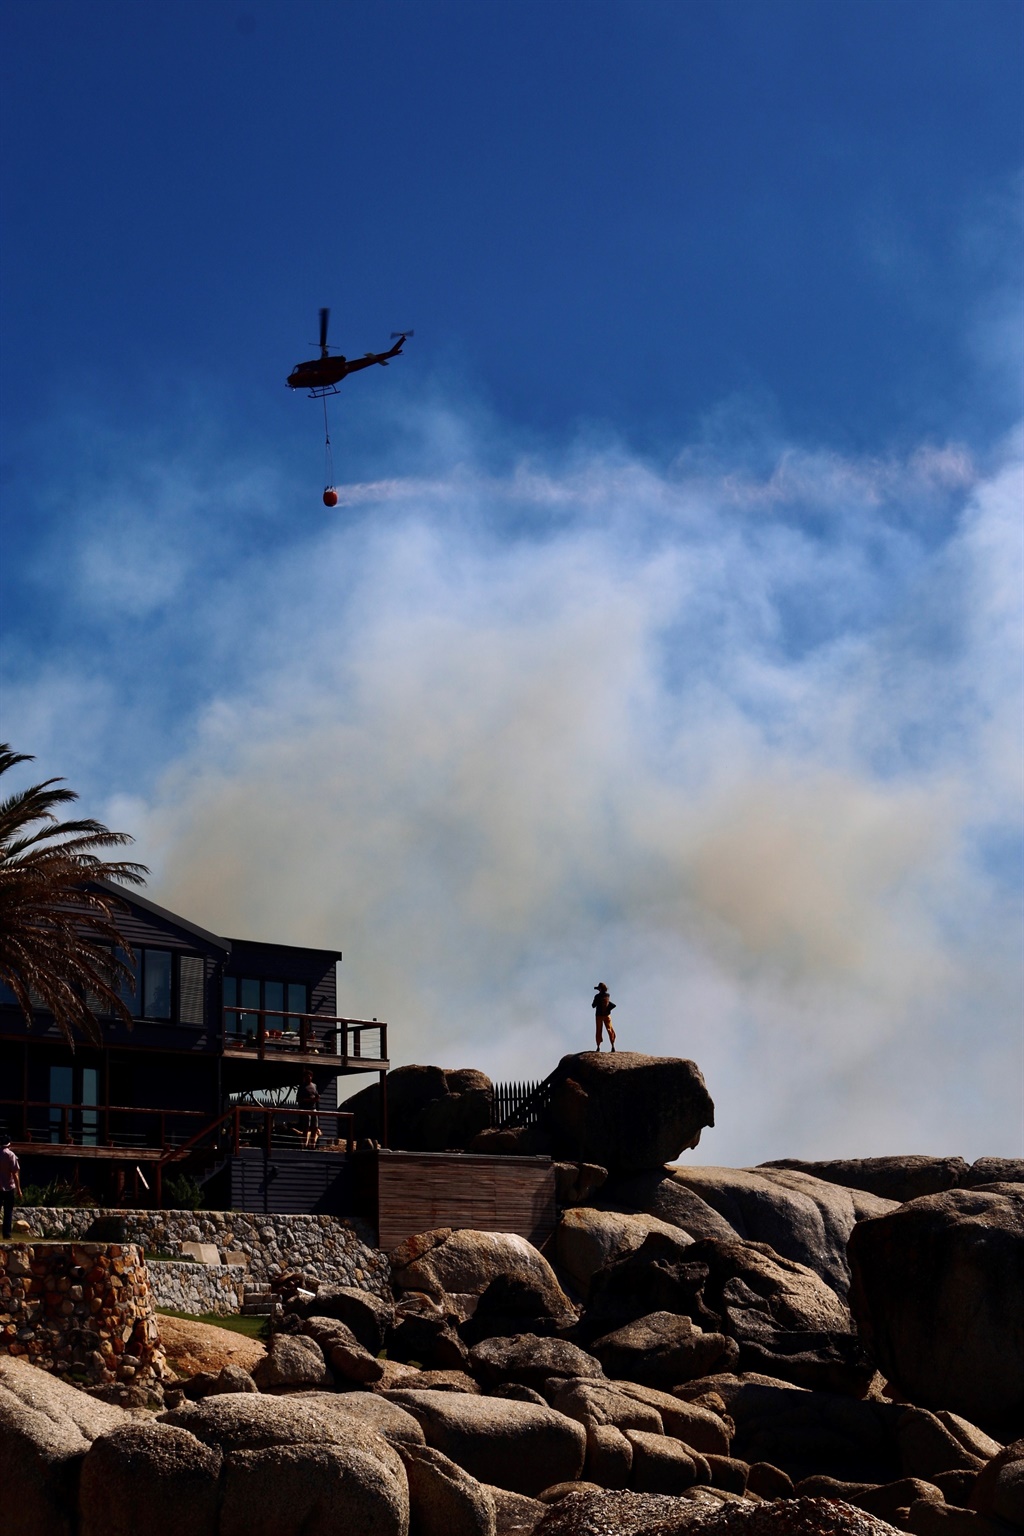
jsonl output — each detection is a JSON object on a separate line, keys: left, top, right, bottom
{"left": 143, "top": 950, "right": 172, "bottom": 1018}
{"left": 48, "top": 1065, "right": 98, "bottom": 1145}
{"left": 49, "top": 1065, "right": 73, "bottom": 1142}
{"left": 265, "top": 980, "right": 284, "bottom": 1031}
{"left": 223, "top": 976, "right": 309, "bottom": 1039}
{"left": 81, "top": 1067, "right": 98, "bottom": 1146}
{"left": 4, "top": 949, "right": 205, "bottom": 1027}
{"left": 119, "top": 949, "right": 173, "bottom": 1020}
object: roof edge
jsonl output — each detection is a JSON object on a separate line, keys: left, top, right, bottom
{"left": 94, "top": 879, "right": 231, "bottom": 953}
{"left": 225, "top": 936, "right": 343, "bottom": 962}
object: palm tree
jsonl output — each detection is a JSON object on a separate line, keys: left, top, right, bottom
{"left": 0, "top": 745, "right": 148, "bottom": 1046}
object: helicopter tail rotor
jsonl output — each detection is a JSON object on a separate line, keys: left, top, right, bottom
{"left": 319, "top": 308, "right": 330, "bottom": 357}
{"left": 390, "top": 330, "right": 414, "bottom": 339}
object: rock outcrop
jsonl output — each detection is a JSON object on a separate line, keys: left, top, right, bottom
{"left": 555, "top": 1207, "right": 694, "bottom": 1296}
{"left": 848, "top": 1184, "right": 1024, "bottom": 1432}
{"left": 79, "top": 1422, "right": 223, "bottom": 1536}
{"left": 463, "top": 1272, "right": 580, "bottom": 1345}
{"left": 389, "top": 1228, "right": 576, "bottom": 1324}
{"left": 286, "top": 1282, "right": 394, "bottom": 1349}
{"left": 161, "top": 1393, "right": 410, "bottom": 1534}
{"left": 588, "top": 1312, "right": 737, "bottom": 1388}
{"left": 340, "top": 1063, "right": 494, "bottom": 1151}
{"left": 667, "top": 1164, "right": 897, "bottom": 1297}
{"left": 544, "top": 1052, "right": 715, "bottom": 1172}
{"left": 582, "top": 1234, "right": 870, "bottom": 1394}
{"left": 595, "top": 1170, "right": 741, "bottom": 1245}
{"left": 384, "top": 1388, "right": 587, "bottom": 1496}
{"left": 251, "top": 1332, "right": 333, "bottom": 1393}
{"left": 0, "top": 1356, "right": 127, "bottom": 1536}
{"left": 397, "top": 1440, "right": 498, "bottom": 1536}
{"left": 761, "top": 1156, "right": 974, "bottom": 1204}
{"left": 468, "top": 1334, "right": 604, "bottom": 1392}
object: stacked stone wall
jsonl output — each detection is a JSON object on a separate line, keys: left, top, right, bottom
{"left": 0, "top": 1242, "right": 167, "bottom": 1386}
{"left": 145, "top": 1260, "right": 247, "bottom": 1315}
{"left": 18, "top": 1208, "right": 391, "bottom": 1302}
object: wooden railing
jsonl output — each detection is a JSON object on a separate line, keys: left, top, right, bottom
{"left": 1, "top": 1098, "right": 355, "bottom": 1160}
{"left": 222, "top": 1007, "right": 387, "bottom": 1064}
{"left": 2, "top": 1097, "right": 208, "bottom": 1153}
{"left": 158, "top": 1104, "right": 356, "bottom": 1162}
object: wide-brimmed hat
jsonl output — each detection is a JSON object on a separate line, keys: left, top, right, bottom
{"left": 594, "top": 982, "right": 608, "bottom": 991}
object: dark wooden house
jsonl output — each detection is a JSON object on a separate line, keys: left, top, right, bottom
{"left": 0, "top": 884, "right": 388, "bottom": 1213}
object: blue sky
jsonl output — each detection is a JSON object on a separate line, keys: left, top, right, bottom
{"left": 1, "top": 2, "right": 1021, "bottom": 1161}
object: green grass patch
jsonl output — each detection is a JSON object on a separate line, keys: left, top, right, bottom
{"left": 155, "top": 1308, "right": 265, "bottom": 1339}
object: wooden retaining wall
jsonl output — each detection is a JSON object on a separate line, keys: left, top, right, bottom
{"left": 370, "top": 1149, "right": 557, "bottom": 1251}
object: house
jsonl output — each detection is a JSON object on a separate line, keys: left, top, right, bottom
{"left": 0, "top": 883, "right": 557, "bottom": 1247}
{"left": 0, "top": 883, "right": 388, "bottom": 1213}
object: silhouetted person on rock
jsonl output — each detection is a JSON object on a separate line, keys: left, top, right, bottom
{"left": 592, "top": 983, "right": 616, "bottom": 1051}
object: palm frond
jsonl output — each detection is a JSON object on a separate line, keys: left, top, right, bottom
{"left": 0, "top": 745, "right": 149, "bottom": 1048}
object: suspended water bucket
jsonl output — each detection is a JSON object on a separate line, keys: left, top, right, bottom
{"left": 322, "top": 486, "right": 339, "bottom": 508}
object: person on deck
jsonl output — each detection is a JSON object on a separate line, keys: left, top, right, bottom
{"left": 1, "top": 1131, "right": 22, "bottom": 1239}
{"left": 592, "top": 983, "right": 617, "bottom": 1051}
{"left": 297, "top": 1070, "right": 321, "bottom": 1148}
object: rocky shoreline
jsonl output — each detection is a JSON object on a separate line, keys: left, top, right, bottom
{"left": 1, "top": 1052, "right": 1021, "bottom": 1535}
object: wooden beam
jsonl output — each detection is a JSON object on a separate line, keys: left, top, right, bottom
{"left": 11, "top": 1143, "right": 163, "bottom": 1161}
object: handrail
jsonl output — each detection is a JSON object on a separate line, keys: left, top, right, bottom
{"left": 0, "top": 1096, "right": 208, "bottom": 1150}
{"left": 155, "top": 1106, "right": 239, "bottom": 1169}
{"left": 221, "top": 1007, "right": 385, "bottom": 1029}
{"left": 221, "top": 1006, "right": 388, "bottom": 1064}
{"left": 157, "top": 1105, "right": 356, "bottom": 1167}
{"left": 1, "top": 1097, "right": 355, "bottom": 1160}
{"left": 2, "top": 1098, "right": 207, "bottom": 1119}
{"left": 153, "top": 1105, "right": 354, "bottom": 1207}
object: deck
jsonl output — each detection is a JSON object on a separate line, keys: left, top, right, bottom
{"left": 221, "top": 1009, "right": 387, "bottom": 1070}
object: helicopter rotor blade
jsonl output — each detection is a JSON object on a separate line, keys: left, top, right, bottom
{"left": 319, "top": 308, "right": 330, "bottom": 352}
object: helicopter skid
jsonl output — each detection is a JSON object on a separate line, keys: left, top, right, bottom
{"left": 306, "top": 385, "right": 341, "bottom": 399}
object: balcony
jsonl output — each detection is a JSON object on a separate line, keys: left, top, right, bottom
{"left": 2, "top": 1098, "right": 357, "bottom": 1160}
{"left": 221, "top": 1007, "right": 388, "bottom": 1070}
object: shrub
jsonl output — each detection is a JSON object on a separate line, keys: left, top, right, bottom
{"left": 164, "top": 1174, "right": 204, "bottom": 1211}
{"left": 20, "top": 1179, "right": 96, "bottom": 1207}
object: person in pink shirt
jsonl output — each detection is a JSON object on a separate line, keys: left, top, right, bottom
{"left": 0, "top": 1132, "right": 22, "bottom": 1239}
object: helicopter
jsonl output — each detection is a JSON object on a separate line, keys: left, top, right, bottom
{"left": 289, "top": 308, "right": 412, "bottom": 504}
{"left": 286, "top": 308, "right": 411, "bottom": 397}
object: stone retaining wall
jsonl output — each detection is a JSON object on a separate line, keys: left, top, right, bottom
{"left": 0, "top": 1242, "right": 168, "bottom": 1386}
{"left": 146, "top": 1260, "right": 247, "bottom": 1316}
{"left": 18, "top": 1208, "right": 391, "bottom": 1301}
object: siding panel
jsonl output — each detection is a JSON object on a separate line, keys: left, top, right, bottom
{"left": 229, "top": 1148, "right": 353, "bottom": 1216}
